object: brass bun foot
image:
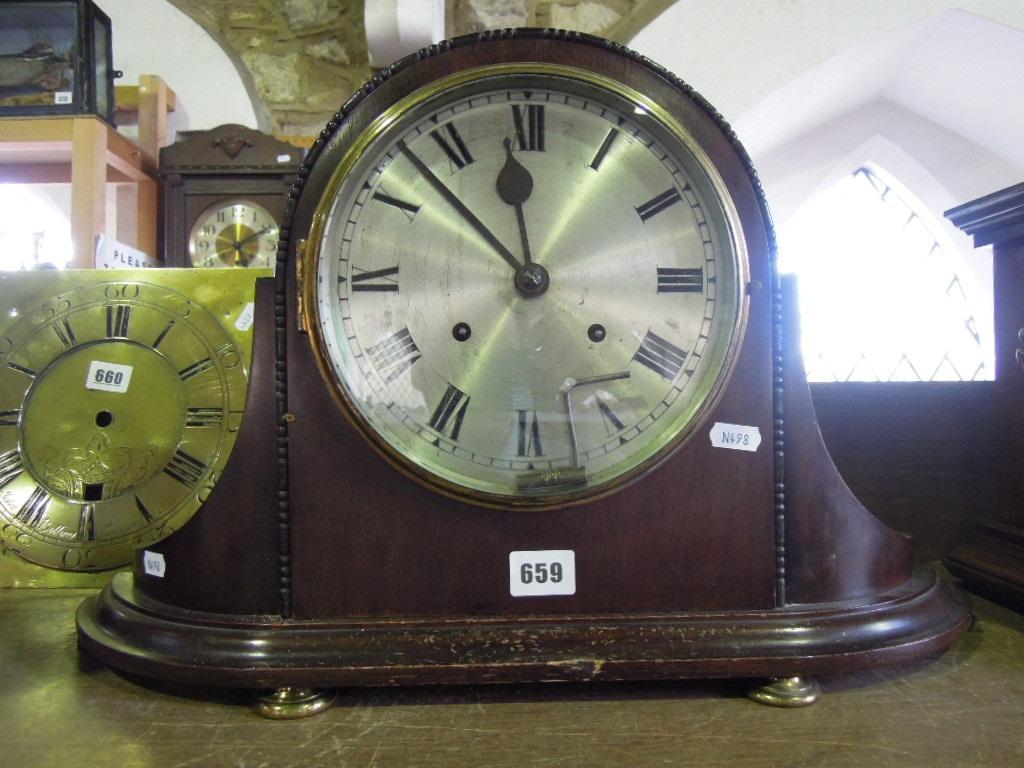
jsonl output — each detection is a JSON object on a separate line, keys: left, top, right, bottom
{"left": 253, "top": 687, "right": 337, "bottom": 719}
{"left": 748, "top": 676, "right": 822, "bottom": 707}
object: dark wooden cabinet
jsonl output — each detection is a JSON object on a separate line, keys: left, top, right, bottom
{"left": 945, "top": 183, "right": 1024, "bottom": 608}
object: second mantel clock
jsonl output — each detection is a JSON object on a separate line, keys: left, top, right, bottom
{"left": 79, "top": 30, "right": 970, "bottom": 715}
{"left": 159, "top": 124, "right": 302, "bottom": 269}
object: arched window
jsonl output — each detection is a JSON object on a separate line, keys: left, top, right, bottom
{"left": 779, "top": 166, "right": 991, "bottom": 382}
{"left": 0, "top": 185, "right": 73, "bottom": 270}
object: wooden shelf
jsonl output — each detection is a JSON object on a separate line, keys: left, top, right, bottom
{"left": 0, "top": 114, "right": 157, "bottom": 268}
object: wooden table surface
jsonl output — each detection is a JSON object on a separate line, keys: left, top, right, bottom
{"left": 2, "top": 584, "right": 1022, "bottom": 768}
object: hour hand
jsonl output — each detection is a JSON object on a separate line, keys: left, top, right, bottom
{"left": 397, "top": 140, "right": 521, "bottom": 271}
{"left": 496, "top": 137, "right": 534, "bottom": 264}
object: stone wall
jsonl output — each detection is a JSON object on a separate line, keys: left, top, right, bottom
{"left": 450, "top": 0, "right": 637, "bottom": 36}
{"left": 169, "top": 0, "right": 372, "bottom": 138}
{"left": 169, "top": 0, "right": 667, "bottom": 139}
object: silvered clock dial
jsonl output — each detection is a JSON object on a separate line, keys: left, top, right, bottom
{"left": 304, "top": 66, "right": 747, "bottom": 506}
{"left": 0, "top": 275, "right": 248, "bottom": 570}
{"left": 189, "top": 199, "right": 279, "bottom": 269}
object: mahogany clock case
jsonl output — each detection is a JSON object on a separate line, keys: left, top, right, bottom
{"left": 291, "top": 31, "right": 772, "bottom": 620}
{"left": 77, "top": 30, "right": 970, "bottom": 689}
{"left": 159, "top": 124, "right": 302, "bottom": 267}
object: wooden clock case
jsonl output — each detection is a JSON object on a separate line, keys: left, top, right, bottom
{"left": 159, "top": 124, "right": 302, "bottom": 266}
{"left": 945, "top": 183, "right": 1024, "bottom": 609}
{"left": 78, "top": 30, "right": 970, "bottom": 692}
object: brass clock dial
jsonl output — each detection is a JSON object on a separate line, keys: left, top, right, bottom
{"left": 0, "top": 278, "right": 247, "bottom": 570}
{"left": 304, "top": 67, "right": 746, "bottom": 506}
{"left": 188, "top": 199, "right": 279, "bottom": 269}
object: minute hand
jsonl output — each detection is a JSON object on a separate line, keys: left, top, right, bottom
{"left": 397, "top": 140, "right": 522, "bottom": 271}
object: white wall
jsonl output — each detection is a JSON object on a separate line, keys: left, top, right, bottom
{"left": 631, "top": 1, "right": 1024, "bottom": 379}
{"left": 631, "top": 0, "right": 1024, "bottom": 126}
{"left": 99, "top": 0, "right": 260, "bottom": 141}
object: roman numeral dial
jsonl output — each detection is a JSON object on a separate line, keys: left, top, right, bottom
{"left": 312, "top": 78, "right": 741, "bottom": 504}
{"left": 0, "top": 277, "right": 249, "bottom": 570}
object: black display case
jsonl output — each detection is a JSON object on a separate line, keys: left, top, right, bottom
{"left": 0, "top": 0, "right": 117, "bottom": 124}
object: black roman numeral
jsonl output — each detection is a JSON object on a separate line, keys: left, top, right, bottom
{"left": 0, "top": 409, "right": 19, "bottom": 426}
{"left": 17, "top": 487, "right": 50, "bottom": 527}
{"left": 512, "top": 104, "right": 545, "bottom": 151}
{"left": 185, "top": 407, "right": 224, "bottom": 427}
{"left": 372, "top": 191, "right": 420, "bottom": 218}
{"left": 351, "top": 266, "right": 400, "bottom": 293}
{"left": 153, "top": 320, "right": 176, "bottom": 349}
{"left": 366, "top": 327, "right": 420, "bottom": 383}
{"left": 516, "top": 410, "right": 544, "bottom": 457}
{"left": 636, "top": 188, "right": 682, "bottom": 222}
{"left": 135, "top": 494, "right": 154, "bottom": 523}
{"left": 597, "top": 401, "right": 626, "bottom": 435}
{"left": 657, "top": 267, "right": 703, "bottom": 293}
{"left": 0, "top": 449, "right": 23, "bottom": 488}
{"left": 633, "top": 330, "right": 687, "bottom": 380}
{"left": 589, "top": 127, "right": 619, "bottom": 170}
{"left": 179, "top": 358, "right": 214, "bottom": 382}
{"left": 163, "top": 449, "right": 207, "bottom": 487}
{"left": 430, "top": 123, "right": 474, "bottom": 170}
{"left": 429, "top": 384, "right": 470, "bottom": 441}
{"left": 106, "top": 305, "right": 131, "bottom": 338}
{"left": 52, "top": 318, "right": 78, "bottom": 348}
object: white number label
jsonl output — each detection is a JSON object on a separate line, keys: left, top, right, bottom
{"left": 143, "top": 550, "right": 166, "bottom": 578}
{"left": 54, "top": 91, "right": 72, "bottom": 105}
{"left": 709, "top": 422, "right": 761, "bottom": 452}
{"left": 85, "top": 361, "right": 133, "bottom": 393}
{"left": 509, "top": 550, "right": 576, "bottom": 597}
{"left": 234, "top": 302, "right": 255, "bottom": 331}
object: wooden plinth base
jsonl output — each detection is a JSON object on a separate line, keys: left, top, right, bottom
{"left": 945, "top": 522, "right": 1024, "bottom": 610}
{"left": 77, "top": 567, "right": 970, "bottom": 690}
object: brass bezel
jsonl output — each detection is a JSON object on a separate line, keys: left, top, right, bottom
{"left": 300, "top": 62, "right": 750, "bottom": 511}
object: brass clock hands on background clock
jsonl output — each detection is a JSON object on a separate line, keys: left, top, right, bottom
{"left": 236, "top": 224, "right": 276, "bottom": 249}
{"left": 396, "top": 139, "right": 523, "bottom": 273}
{"left": 230, "top": 225, "right": 277, "bottom": 267}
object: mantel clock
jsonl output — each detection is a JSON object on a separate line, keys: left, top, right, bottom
{"left": 77, "top": 30, "right": 970, "bottom": 717}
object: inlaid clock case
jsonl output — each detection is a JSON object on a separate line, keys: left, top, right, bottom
{"left": 78, "top": 30, "right": 970, "bottom": 692}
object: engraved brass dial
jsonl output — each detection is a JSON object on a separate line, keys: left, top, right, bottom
{"left": 188, "top": 199, "right": 279, "bottom": 269}
{"left": 0, "top": 278, "right": 247, "bottom": 570}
